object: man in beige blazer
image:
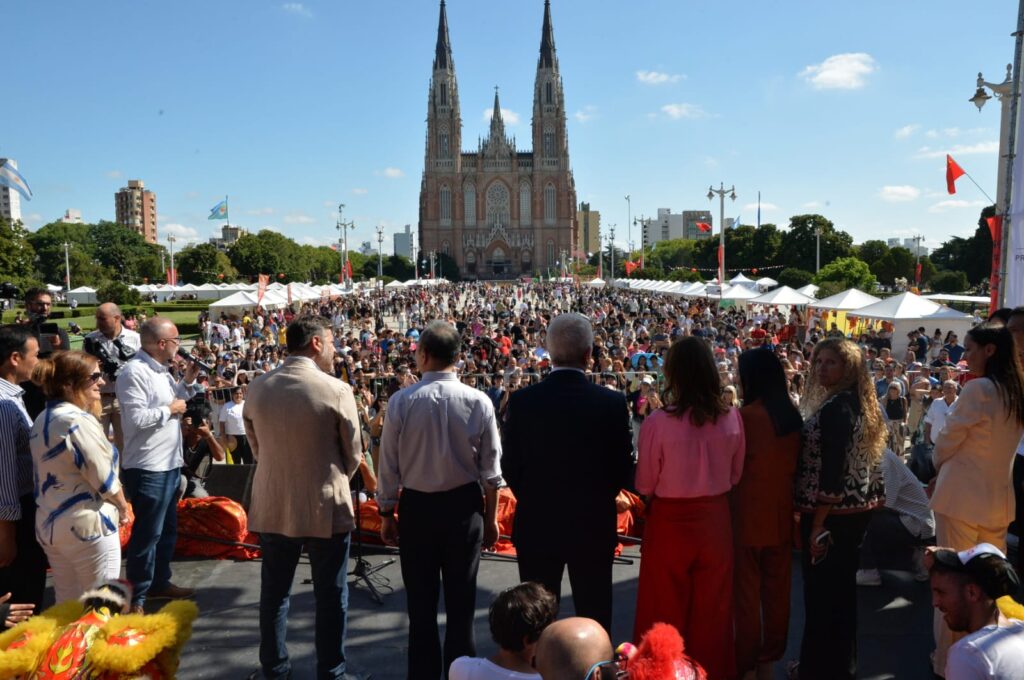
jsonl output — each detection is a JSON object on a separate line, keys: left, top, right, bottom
{"left": 243, "top": 316, "right": 365, "bottom": 680}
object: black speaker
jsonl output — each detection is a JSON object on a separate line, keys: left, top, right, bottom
{"left": 204, "top": 464, "right": 256, "bottom": 511}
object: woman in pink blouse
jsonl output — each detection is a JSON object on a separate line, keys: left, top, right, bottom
{"left": 633, "top": 336, "right": 746, "bottom": 680}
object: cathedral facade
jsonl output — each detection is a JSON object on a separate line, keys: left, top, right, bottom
{"left": 418, "top": 0, "right": 577, "bottom": 280}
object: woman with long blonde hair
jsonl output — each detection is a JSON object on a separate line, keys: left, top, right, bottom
{"left": 790, "top": 338, "right": 885, "bottom": 680}
{"left": 30, "top": 351, "right": 130, "bottom": 603}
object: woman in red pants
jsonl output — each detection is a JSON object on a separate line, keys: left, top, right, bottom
{"left": 634, "top": 336, "right": 746, "bottom": 680}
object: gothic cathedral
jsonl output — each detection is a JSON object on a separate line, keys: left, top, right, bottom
{"left": 418, "top": 0, "right": 577, "bottom": 280}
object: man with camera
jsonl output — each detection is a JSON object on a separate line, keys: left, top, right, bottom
{"left": 19, "top": 288, "right": 71, "bottom": 419}
{"left": 84, "top": 303, "right": 140, "bottom": 452}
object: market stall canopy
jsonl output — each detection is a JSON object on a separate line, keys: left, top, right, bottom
{"left": 808, "top": 288, "right": 880, "bottom": 311}
{"left": 924, "top": 293, "right": 990, "bottom": 305}
{"left": 384, "top": 280, "right": 406, "bottom": 289}
{"left": 755, "top": 277, "right": 779, "bottom": 290}
{"left": 586, "top": 278, "right": 606, "bottom": 287}
{"left": 852, "top": 292, "right": 974, "bottom": 359}
{"left": 718, "top": 284, "right": 761, "bottom": 301}
{"left": 729, "top": 273, "right": 755, "bottom": 286}
{"left": 66, "top": 286, "right": 98, "bottom": 305}
{"left": 749, "top": 286, "right": 815, "bottom": 306}
{"left": 796, "top": 283, "right": 820, "bottom": 297}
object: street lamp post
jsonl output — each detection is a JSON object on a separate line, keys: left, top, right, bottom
{"left": 608, "top": 225, "right": 616, "bottom": 281}
{"left": 707, "top": 183, "right": 737, "bottom": 286}
{"left": 970, "top": 61, "right": 1019, "bottom": 307}
{"left": 815, "top": 225, "right": 822, "bottom": 273}
{"left": 376, "top": 225, "right": 385, "bottom": 279}
{"left": 624, "top": 195, "right": 631, "bottom": 261}
{"left": 336, "top": 204, "right": 355, "bottom": 288}
{"left": 167, "top": 235, "right": 177, "bottom": 286}
{"left": 63, "top": 241, "right": 71, "bottom": 291}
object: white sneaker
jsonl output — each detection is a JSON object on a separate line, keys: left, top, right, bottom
{"left": 856, "top": 568, "right": 882, "bottom": 586}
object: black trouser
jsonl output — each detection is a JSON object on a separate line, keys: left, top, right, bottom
{"left": 798, "top": 511, "right": 872, "bottom": 680}
{"left": 1014, "top": 456, "right": 1024, "bottom": 572}
{"left": 516, "top": 539, "right": 614, "bottom": 633}
{"left": 0, "top": 494, "right": 48, "bottom": 611}
{"left": 232, "top": 434, "right": 253, "bottom": 465}
{"left": 860, "top": 507, "right": 928, "bottom": 570}
{"left": 398, "top": 482, "right": 483, "bottom": 680}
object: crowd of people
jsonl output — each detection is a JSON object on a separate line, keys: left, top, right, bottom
{"left": 2, "top": 282, "right": 1024, "bottom": 679}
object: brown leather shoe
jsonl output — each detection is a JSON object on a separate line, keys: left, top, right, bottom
{"left": 129, "top": 604, "right": 145, "bottom": 614}
{"left": 147, "top": 583, "right": 196, "bottom": 600}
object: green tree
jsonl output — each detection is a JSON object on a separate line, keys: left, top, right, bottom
{"left": 649, "top": 238, "right": 697, "bottom": 269}
{"left": 176, "top": 243, "right": 237, "bottom": 284}
{"left": 749, "top": 224, "right": 782, "bottom": 266}
{"left": 930, "top": 205, "right": 996, "bottom": 285}
{"left": 779, "top": 214, "right": 854, "bottom": 273}
{"left": 0, "top": 217, "right": 37, "bottom": 289}
{"left": 666, "top": 268, "right": 703, "bottom": 282}
{"left": 856, "top": 239, "right": 890, "bottom": 265}
{"left": 95, "top": 280, "right": 141, "bottom": 306}
{"left": 89, "top": 221, "right": 163, "bottom": 283}
{"left": 383, "top": 255, "right": 416, "bottom": 281}
{"left": 26, "top": 221, "right": 104, "bottom": 287}
{"left": 777, "top": 267, "right": 815, "bottom": 289}
{"left": 813, "top": 256, "right": 875, "bottom": 292}
{"left": 870, "top": 246, "right": 916, "bottom": 286}
{"left": 929, "top": 270, "right": 970, "bottom": 293}
{"left": 301, "top": 245, "right": 343, "bottom": 284}
{"left": 229, "top": 230, "right": 306, "bottom": 280}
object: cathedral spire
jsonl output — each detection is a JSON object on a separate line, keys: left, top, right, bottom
{"left": 490, "top": 86, "right": 505, "bottom": 137}
{"left": 434, "top": 0, "right": 453, "bottom": 71}
{"left": 538, "top": 0, "right": 557, "bottom": 70}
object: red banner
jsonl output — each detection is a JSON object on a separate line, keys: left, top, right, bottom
{"left": 165, "top": 268, "right": 177, "bottom": 286}
{"left": 988, "top": 215, "right": 1003, "bottom": 313}
{"left": 257, "top": 273, "right": 269, "bottom": 307}
{"left": 717, "top": 245, "right": 724, "bottom": 282}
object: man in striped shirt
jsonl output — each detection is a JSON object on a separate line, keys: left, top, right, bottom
{"left": 0, "top": 324, "right": 46, "bottom": 612}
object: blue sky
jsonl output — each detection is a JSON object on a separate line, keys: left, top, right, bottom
{"left": 2, "top": 1, "right": 1016, "bottom": 256}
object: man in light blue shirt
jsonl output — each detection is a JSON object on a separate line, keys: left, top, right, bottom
{"left": 116, "top": 317, "right": 199, "bottom": 610}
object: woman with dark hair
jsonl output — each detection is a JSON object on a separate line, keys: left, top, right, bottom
{"left": 792, "top": 338, "right": 886, "bottom": 680}
{"left": 633, "top": 336, "right": 746, "bottom": 679}
{"left": 732, "top": 349, "right": 802, "bottom": 680}
{"left": 929, "top": 322, "right": 1024, "bottom": 676}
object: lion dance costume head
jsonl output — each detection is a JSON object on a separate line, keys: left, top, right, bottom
{"left": 0, "top": 579, "right": 197, "bottom": 679}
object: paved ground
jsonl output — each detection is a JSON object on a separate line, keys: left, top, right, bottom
{"left": 104, "top": 540, "right": 936, "bottom": 680}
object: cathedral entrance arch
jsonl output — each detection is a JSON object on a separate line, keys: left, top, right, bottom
{"left": 485, "top": 244, "right": 509, "bottom": 275}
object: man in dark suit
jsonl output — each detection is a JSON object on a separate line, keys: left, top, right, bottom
{"left": 501, "top": 313, "right": 633, "bottom": 633}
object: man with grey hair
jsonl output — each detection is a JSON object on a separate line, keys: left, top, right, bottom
{"left": 501, "top": 312, "right": 633, "bottom": 633}
{"left": 116, "top": 317, "right": 200, "bottom": 611}
{"left": 84, "top": 302, "right": 141, "bottom": 451}
{"left": 379, "top": 320, "right": 503, "bottom": 680}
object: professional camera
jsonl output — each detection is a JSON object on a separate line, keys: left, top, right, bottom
{"left": 83, "top": 335, "right": 137, "bottom": 380}
{"left": 0, "top": 282, "right": 19, "bottom": 300}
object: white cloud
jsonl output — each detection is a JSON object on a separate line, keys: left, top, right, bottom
{"left": 481, "top": 107, "right": 521, "bottom": 125}
{"left": 636, "top": 70, "right": 684, "bottom": 85}
{"left": 23, "top": 213, "right": 43, "bottom": 226}
{"left": 163, "top": 223, "right": 199, "bottom": 240}
{"left": 245, "top": 207, "right": 275, "bottom": 216}
{"left": 799, "top": 52, "right": 877, "bottom": 90}
{"left": 351, "top": 188, "right": 369, "bottom": 195}
{"left": 282, "top": 3, "right": 311, "bottom": 18}
{"left": 894, "top": 124, "right": 919, "bottom": 139}
{"left": 928, "top": 199, "right": 988, "bottom": 213}
{"left": 743, "top": 202, "right": 778, "bottom": 212}
{"left": 704, "top": 156, "right": 720, "bottom": 169}
{"left": 914, "top": 141, "right": 999, "bottom": 159}
{"left": 574, "top": 105, "right": 597, "bottom": 123}
{"left": 378, "top": 167, "right": 405, "bottom": 179}
{"left": 802, "top": 201, "right": 823, "bottom": 209}
{"left": 283, "top": 212, "right": 316, "bottom": 225}
{"left": 299, "top": 236, "right": 330, "bottom": 247}
{"left": 878, "top": 185, "right": 921, "bottom": 202}
{"left": 106, "top": 170, "right": 123, "bottom": 179}
{"left": 660, "top": 103, "right": 708, "bottom": 120}
{"left": 943, "top": 127, "right": 961, "bottom": 138}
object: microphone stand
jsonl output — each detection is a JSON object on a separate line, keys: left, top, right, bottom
{"left": 348, "top": 470, "right": 394, "bottom": 604}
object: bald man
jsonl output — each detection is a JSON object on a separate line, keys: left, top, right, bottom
{"left": 84, "top": 302, "right": 141, "bottom": 451}
{"left": 534, "top": 618, "right": 613, "bottom": 680}
{"left": 116, "top": 317, "right": 200, "bottom": 611}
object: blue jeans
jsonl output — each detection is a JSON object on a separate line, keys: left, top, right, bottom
{"left": 122, "top": 468, "right": 180, "bottom": 606}
{"left": 259, "top": 532, "right": 351, "bottom": 679}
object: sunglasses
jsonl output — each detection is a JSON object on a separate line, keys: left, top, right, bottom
{"left": 88, "top": 372, "right": 103, "bottom": 383}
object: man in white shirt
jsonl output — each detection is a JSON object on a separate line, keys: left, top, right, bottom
{"left": 116, "top": 318, "right": 200, "bottom": 611}
{"left": 925, "top": 380, "right": 960, "bottom": 446}
{"left": 83, "top": 303, "right": 141, "bottom": 451}
{"left": 930, "top": 543, "right": 1024, "bottom": 679}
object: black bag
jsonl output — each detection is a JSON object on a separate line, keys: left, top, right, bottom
{"left": 908, "top": 441, "right": 935, "bottom": 484}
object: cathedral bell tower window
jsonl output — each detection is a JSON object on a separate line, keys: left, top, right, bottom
{"left": 440, "top": 186, "right": 452, "bottom": 226}
{"left": 546, "top": 81, "right": 553, "bottom": 105}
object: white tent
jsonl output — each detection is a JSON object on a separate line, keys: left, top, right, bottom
{"left": 796, "top": 283, "right": 820, "bottom": 297}
{"left": 66, "top": 286, "right": 97, "bottom": 305}
{"left": 924, "top": 293, "right": 990, "bottom": 305}
{"left": 718, "top": 284, "right": 761, "bottom": 301}
{"left": 755, "top": 277, "right": 779, "bottom": 290}
{"left": 853, "top": 292, "right": 974, "bottom": 358}
{"left": 46, "top": 283, "right": 62, "bottom": 293}
{"left": 194, "top": 283, "right": 224, "bottom": 300}
{"left": 729, "top": 273, "right": 755, "bottom": 287}
{"left": 384, "top": 280, "right": 406, "bottom": 290}
{"left": 207, "top": 289, "right": 288, "bottom": 318}
{"left": 808, "top": 288, "right": 881, "bottom": 311}
{"left": 749, "top": 286, "right": 816, "bottom": 306}
{"left": 586, "top": 278, "right": 606, "bottom": 287}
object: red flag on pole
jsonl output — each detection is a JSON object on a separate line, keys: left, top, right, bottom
{"left": 165, "top": 268, "right": 177, "bottom": 286}
{"left": 697, "top": 222, "right": 712, "bottom": 233}
{"left": 625, "top": 260, "right": 639, "bottom": 276}
{"left": 914, "top": 262, "right": 922, "bottom": 285}
{"left": 345, "top": 258, "right": 353, "bottom": 280}
{"left": 717, "top": 245, "right": 724, "bottom": 282}
{"left": 946, "top": 154, "right": 966, "bottom": 194}
{"left": 257, "top": 273, "right": 269, "bottom": 307}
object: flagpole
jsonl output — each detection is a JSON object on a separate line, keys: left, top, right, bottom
{"left": 1001, "top": 0, "right": 1024, "bottom": 307}
{"left": 963, "top": 173, "right": 996, "bottom": 204}
{"left": 225, "top": 195, "right": 230, "bottom": 228}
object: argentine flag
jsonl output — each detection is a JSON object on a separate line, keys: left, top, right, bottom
{"left": 208, "top": 199, "right": 228, "bottom": 220}
{"left": 0, "top": 160, "right": 32, "bottom": 201}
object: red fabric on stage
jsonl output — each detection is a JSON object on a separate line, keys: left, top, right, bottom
{"left": 174, "top": 496, "right": 261, "bottom": 560}
{"left": 634, "top": 494, "right": 734, "bottom": 680}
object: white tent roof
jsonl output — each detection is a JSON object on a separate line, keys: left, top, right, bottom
{"left": 796, "top": 283, "right": 820, "bottom": 297}
{"left": 208, "top": 289, "right": 288, "bottom": 311}
{"left": 384, "top": 280, "right": 406, "bottom": 289}
{"left": 68, "top": 286, "right": 96, "bottom": 293}
{"left": 755, "top": 277, "right": 779, "bottom": 288}
{"left": 196, "top": 283, "right": 221, "bottom": 291}
{"left": 718, "top": 284, "right": 761, "bottom": 301}
{"left": 586, "top": 278, "right": 606, "bottom": 287}
{"left": 808, "top": 288, "right": 880, "bottom": 311}
{"left": 853, "top": 292, "right": 972, "bottom": 321}
{"left": 749, "top": 286, "right": 816, "bottom": 306}
{"left": 729, "top": 273, "right": 754, "bottom": 284}
{"left": 46, "top": 284, "right": 62, "bottom": 292}
{"left": 924, "top": 293, "right": 990, "bottom": 304}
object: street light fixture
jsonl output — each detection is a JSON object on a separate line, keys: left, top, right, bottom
{"left": 376, "top": 225, "right": 385, "bottom": 279}
{"left": 707, "top": 182, "right": 737, "bottom": 287}
{"left": 167, "top": 235, "right": 177, "bottom": 286}
{"left": 336, "top": 204, "right": 355, "bottom": 288}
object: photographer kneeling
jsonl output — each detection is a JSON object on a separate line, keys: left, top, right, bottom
{"left": 83, "top": 303, "right": 140, "bottom": 452}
